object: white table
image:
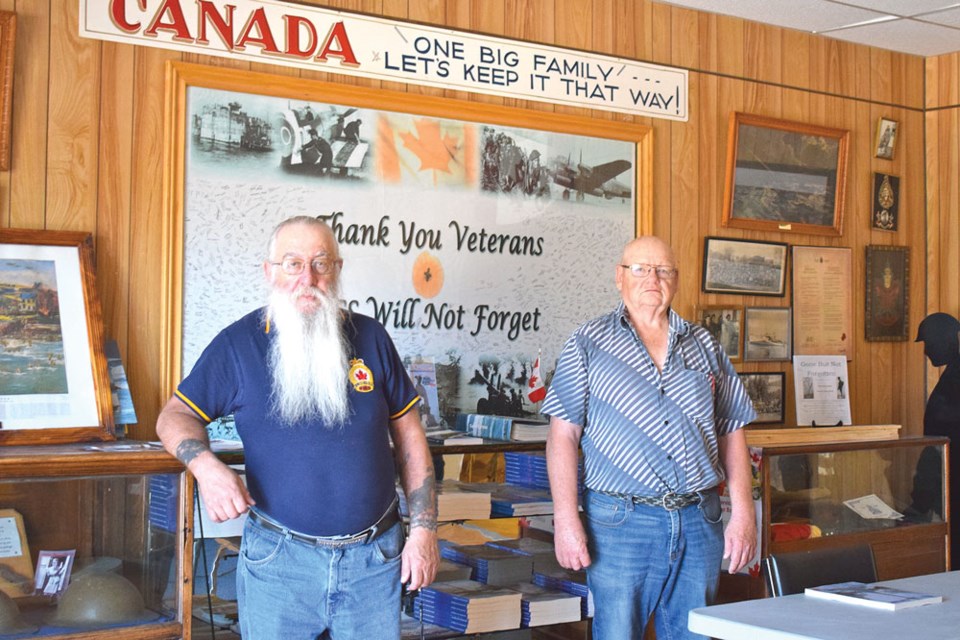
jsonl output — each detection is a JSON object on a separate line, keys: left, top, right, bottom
{"left": 688, "top": 571, "right": 960, "bottom": 640}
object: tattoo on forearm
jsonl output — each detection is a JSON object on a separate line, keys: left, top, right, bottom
{"left": 406, "top": 477, "right": 438, "bottom": 532}
{"left": 175, "top": 438, "right": 210, "bottom": 466}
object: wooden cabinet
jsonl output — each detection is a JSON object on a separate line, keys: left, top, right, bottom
{"left": 0, "top": 442, "right": 191, "bottom": 639}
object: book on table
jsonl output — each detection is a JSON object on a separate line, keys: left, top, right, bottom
{"left": 426, "top": 428, "right": 484, "bottom": 446}
{"left": 804, "top": 581, "right": 942, "bottom": 610}
{"left": 412, "top": 579, "right": 522, "bottom": 634}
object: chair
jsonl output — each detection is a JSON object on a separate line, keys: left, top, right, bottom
{"left": 763, "top": 544, "right": 878, "bottom": 597}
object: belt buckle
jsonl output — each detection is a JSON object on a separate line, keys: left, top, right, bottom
{"left": 661, "top": 492, "right": 679, "bottom": 511}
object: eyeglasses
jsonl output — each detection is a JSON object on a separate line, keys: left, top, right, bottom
{"left": 620, "top": 263, "right": 678, "bottom": 280}
{"left": 269, "top": 257, "right": 341, "bottom": 276}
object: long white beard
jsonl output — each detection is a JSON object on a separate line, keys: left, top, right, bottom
{"left": 267, "top": 285, "right": 350, "bottom": 426}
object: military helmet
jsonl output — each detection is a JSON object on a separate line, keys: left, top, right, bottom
{"left": 49, "top": 572, "right": 147, "bottom": 627}
{"left": 0, "top": 589, "right": 36, "bottom": 634}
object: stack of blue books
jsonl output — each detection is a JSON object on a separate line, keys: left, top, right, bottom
{"left": 485, "top": 538, "right": 561, "bottom": 574}
{"left": 441, "top": 543, "right": 535, "bottom": 586}
{"left": 507, "top": 582, "right": 582, "bottom": 627}
{"left": 504, "top": 451, "right": 584, "bottom": 494}
{"left": 532, "top": 569, "right": 594, "bottom": 618}
{"left": 487, "top": 484, "right": 554, "bottom": 517}
{"left": 411, "top": 579, "right": 522, "bottom": 634}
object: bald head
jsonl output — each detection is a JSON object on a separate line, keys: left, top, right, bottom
{"left": 620, "top": 236, "right": 676, "bottom": 267}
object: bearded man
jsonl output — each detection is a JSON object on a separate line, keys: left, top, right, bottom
{"left": 157, "top": 216, "right": 438, "bottom": 639}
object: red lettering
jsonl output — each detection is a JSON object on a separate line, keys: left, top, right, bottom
{"left": 197, "top": 1, "right": 235, "bottom": 48}
{"left": 315, "top": 22, "right": 358, "bottom": 66}
{"left": 236, "top": 8, "right": 280, "bottom": 54}
{"left": 283, "top": 15, "right": 317, "bottom": 58}
{"left": 109, "top": 0, "right": 145, "bottom": 33}
{"left": 144, "top": 0, "right": 193, "bottom": 41}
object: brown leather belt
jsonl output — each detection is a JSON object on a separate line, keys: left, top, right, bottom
{"left": 248, "top": 499, "right": 400, "bottom": 547}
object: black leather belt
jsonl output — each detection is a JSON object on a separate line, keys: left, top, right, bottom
{"left": 595, "top": 489, "right": 705, "bottom": 511}
{"left": 248, "top": 500, "right": 400, "bottom": 547}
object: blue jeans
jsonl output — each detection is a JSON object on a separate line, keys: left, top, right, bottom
{"left": 237, "top": 512, "right": 405, "bottom": 639}
{"left": 583, "top": 489, "right": 724, "bottom": 640}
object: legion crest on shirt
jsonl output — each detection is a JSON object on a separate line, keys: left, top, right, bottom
{"left": 349, "top": 358, "right": 374, "bottom": 392}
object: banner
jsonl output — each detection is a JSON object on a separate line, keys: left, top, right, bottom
{"left": 81, "top": 0, "right": 688, "bottom": 121}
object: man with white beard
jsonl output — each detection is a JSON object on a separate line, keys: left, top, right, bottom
{"left": 157, "top": 216, "right": 438, "bottom": 639}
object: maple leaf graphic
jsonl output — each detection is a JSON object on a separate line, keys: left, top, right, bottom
{"left": 528, "top": 375, "right": 539, "bottom": 387}
{"left": 356, "top": 370, "right": 368, "bottom": 381}
{"left": 398, "top": 119, "right": 459, "bottom": 177}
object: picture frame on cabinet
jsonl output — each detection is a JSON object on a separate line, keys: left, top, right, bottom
{"left": 739, "top": 372, "right": 786, "bottom": 424}
{"left": 875, "top": 117, "right": 898, "bottom": 160}
{"left": 0, "top": 230, "right": 115, "bottom": 445}
{"left": 702, "top": 237, "right": 788, "bottom": 297}
{"left": 722, "top": 112, "right": 849, "bottom": 236}
{"left": 865, "top": 245, "right": 910, "bottom": 342}
{"left": 744, "top": 307, "right": 792, "bottom": 362}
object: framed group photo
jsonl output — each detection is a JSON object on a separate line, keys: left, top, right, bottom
{"left": 739, "top": 372, "right": 786, "bottom": 424}
{"left": 722, "top": 112, "right": 849, "bottom": 236}
{"left": 865, "top": 245, "right": 910, "bottom": 341}
{"left": 697, "top": 306, "right": 743, "bottom": 362}
{"left": 744, "top": 307, "right": 792, "bottom": 362}
{"left": 702, "top": 237, "right": 788, "bottom": 296}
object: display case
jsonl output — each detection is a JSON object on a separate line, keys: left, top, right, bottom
{"left": 759, "top": 436, "right": 949, "bottom": 581}
{"left": 0, "top": 442, "right": 191, "bottom": 639}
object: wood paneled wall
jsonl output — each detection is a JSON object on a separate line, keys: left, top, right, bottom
{"left": 0, "top": 1, "right": 939, "bottom": 440}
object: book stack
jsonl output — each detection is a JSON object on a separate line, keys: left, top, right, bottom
{"left": 487, "top": 484, "right": 554, "bottom": 517}
{"left": 454, "top": 414, "right": 550, "bottom": 442}
{"left": 507, "top": 582, "right": 583, "bottom": 627}
{"left": 804, "top": 581, "right": 943, "bottom": 610}
{"left": 436, "top": 558, "right": 475, "bottom": 582}
{"left": 504, "top": 452, "right": 584, "bottom": 494}
{"left": 441, "top": 543, "right": 535, "bottom": 586}
{"left": 399, "top": 480, "right": 492, "bottom": 522}
{"left": 532, "top": 569, "right": 594, "bottom": 618}
{"left": 411, "top": 579, "right": 522, "bottom": 634}
{"left": 485, "top": 537, "right": 561, "bottom": 574}
{"left": 426, "top": 428, "right": 484, "bottom": 446}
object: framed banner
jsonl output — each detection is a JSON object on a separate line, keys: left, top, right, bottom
{"left": 865, "top": 245, "right": 909, "bottom": 342}
{"left": 791, "top": 245, "right": 853, "bottom": 357}
{"left": 161, "top": 62, "right": 652, "bottom": 424}
{"left": 0, "top": 230, "right": 114, "bottom": 445}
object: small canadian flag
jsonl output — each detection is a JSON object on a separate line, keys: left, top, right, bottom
{"left": 527, "top": 356, "right": 546, "bottom": 403}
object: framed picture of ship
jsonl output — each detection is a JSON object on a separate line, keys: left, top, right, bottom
{"left": 744, "top": 307, "right": 792, "bottom": 362}
{"left": 0, "top": 230, "right": 114, "bottom": 445}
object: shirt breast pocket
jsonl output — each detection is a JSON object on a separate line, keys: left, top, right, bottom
{"left": 672, "top": 368, "right": 715, "bottom": 424}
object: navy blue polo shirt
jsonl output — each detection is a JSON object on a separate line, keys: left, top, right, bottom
{"left": 542, "top": 304, "right": 756, "bottom": 496}
{"left": 177, "top": 308, "right": 419, "bottom": 536}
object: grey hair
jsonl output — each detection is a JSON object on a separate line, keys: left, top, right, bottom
{"left": 266, "top": 216, "right": 338, "bottom": 258}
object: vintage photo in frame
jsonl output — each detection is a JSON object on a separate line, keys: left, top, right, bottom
{"left": 875, "top": 117, "right": 899, "bottom": 160}
{"left": 744, "top": 307, "right": 792, "bottom": 362}
{"left": 161, "top": 62, "right": 653, "bottom": 419}
{"left": 872, "top": 172, "right": 899, "bottom": 231}
{"left": 739, "top": 372, "right": 786, "bottom": 424}
{"left": 722, "top": 112, "right": 849, "bottom": 236}
{"left": 702, "top": 237, "right": 788, "bottom": 297}
{"left": 865, "top": 245, "right": 910, "bottom": 342}
{"left": 697, "top": 306, "right": 743, "bottom": 362}
{"left": 0, "top": 230, "right": 114, "bottom": 445}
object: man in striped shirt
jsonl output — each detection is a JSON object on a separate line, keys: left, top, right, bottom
{"left": 542, "top": 236, "right": 757, "bottom": 640}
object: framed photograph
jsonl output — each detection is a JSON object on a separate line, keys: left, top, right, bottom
{"left": 702, "top": 237, "right": 788, "bottom": 297}
{"left": 0, "top": 230, "right": 115, "bottom": 445}
{"left": 33, "top": 549, "right": 75, "bottom": 597}
{"left": 744, "top": 307, "right": 792, "bottom": 362}
{"left": 875, "top": 117, "right": 899, "bottom": 160}
{"left": 722, "top": 112, "right": 849, "bottom": 236}
{"left": 739, "top": 372, "right": 786, "bottom": 424}
{"left": 697, "top": 306, "right": 743, "bottom": 362}
{"left": 0, "top": 12, "right": 14, "bottom": 171}
{"left": 791, "top": 246, "right": 853, "bottom": 357}
{"left": 872, "top": 172, "right": 899, "bottom": 231}
{"left": 865, "top": 245, "right": 910, "bottom": 342}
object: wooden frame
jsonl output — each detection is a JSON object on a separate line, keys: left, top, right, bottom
{"left": 697, "top": 306, "right": 743, "bottom": 362}
{"left": 875, "top": 117, "right": 899, "bottom": 161}
{"left": 0, "top": 12, "right": 14, "bottom": 171}
{"left": 744, "top": 307, "right": 792, "bottom": 362}
{"left": 872, "top": 172, "right": 900, "bottom": 231}
{"left": 722, "top": 112, "right": 849, "bottom": 236}
{"left": 865, "top": 245, "right": 910, "bottom": 342}
{"left": 702, "top": 237, "right": 788, "bottom": 297}
{"left": 0, "top": 230, "right": 114, "bottom": 445}
{"left": 739, "top": 372, "right": 785, "bottom": 424}
{"left": 791, "top": 245, "right": 853, "bottom": 357}
{"left": 160, "top": 62, "right": 654, "bottom": 399}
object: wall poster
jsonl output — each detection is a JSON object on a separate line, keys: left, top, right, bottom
{"left": 791, "top": 245, "right": 853, "bottom": 358}
{"left": 162, "top": 63, "right": 652, "bottom": 426}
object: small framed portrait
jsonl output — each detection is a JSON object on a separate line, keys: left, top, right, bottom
{"left": 702, "top": 237, "right": 788, "bottom": 297}
{"left": 872, "top": 172, "right": 899, "bottom": 231}
{"left": 875, "top": 117, "right": 899, "bottom": 160}
{"left": 865, "top": 245, "right": 910, "bottom": 342}
{"left": 744, "top": 307, "right": 792, "bottom": 362}
{"left": 697, "top": 306, "right": 743, "bottom": 362}
{"left": 34, "top": 549, "right": 75, "bottom": 597}
{"left": 739, "top": 372, "right": 786, "bottom": 424}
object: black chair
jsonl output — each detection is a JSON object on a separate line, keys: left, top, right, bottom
{"left": 763, "top": 544, "right": 878, "bottom": 597}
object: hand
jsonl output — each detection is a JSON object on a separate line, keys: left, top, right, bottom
{"left": 723, "top": 512, "right": 757, "bottom": 574}
{"left": 554, "top": 516, "right": 591, "bottom": 571}
{"left": 192, "top": 454, "right": 255, "bottom": 522}
{"left": 401, "top": 527, "right": 439, "bottom": 591}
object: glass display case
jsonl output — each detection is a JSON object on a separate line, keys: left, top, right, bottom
{"left": 759, "top": 436, "right": 949, "bottom": 580}
{"left": 0, "top": 442, "right": 191, "bottom": 639}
